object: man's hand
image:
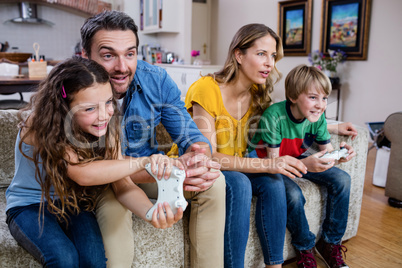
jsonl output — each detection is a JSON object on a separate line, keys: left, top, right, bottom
{"left": 178, "top": 144, "right": 221, "bottom": 192}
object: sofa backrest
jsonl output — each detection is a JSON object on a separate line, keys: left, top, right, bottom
{"left": 0, "top": 109, "right": 175, "bottom": 187}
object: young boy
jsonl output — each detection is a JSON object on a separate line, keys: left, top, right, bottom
{"left": 249, "top": 64, "right": 355, "bottom": 268}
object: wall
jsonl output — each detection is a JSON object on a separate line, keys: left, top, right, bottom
{"left": 2, "top": 0, "right": 400, "bottom": 127}
{"left": 210, "top": 0, "right": 402, "bottom": 127}
{"left": 0, "top": 3, "right": 87, "bottom": 60}
{"left": 0, "top": 3, "right": 88, "bottom": 102}
{"left": 124, "top": 0, "right": 191, "bottom": 64}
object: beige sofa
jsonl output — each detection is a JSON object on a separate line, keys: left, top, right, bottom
{"left": 0, "top": 109, "right": 369, "bottom": 267}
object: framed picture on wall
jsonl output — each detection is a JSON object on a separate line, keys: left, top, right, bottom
{"left": 278, "top": 0, "right": 312, "bottom": 56}
{"left": 320, "top": 0, "right": 372, "bottom": 60}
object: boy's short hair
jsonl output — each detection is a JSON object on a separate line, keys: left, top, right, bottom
{"left": 285, "top": 64, "right": 332, "bottom": 101}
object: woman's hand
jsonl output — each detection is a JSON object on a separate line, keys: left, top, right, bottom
{"left": 328, "top": 122, "right": 358, "bottom": 140}
{"left": 149, "top": 202, "right": 185, "bottom": 229}
{"left": 148, "top": 154, "right": 185, "bottom": 180}
{"left": 263, "top": 156, "right": 307, "bottom": 179}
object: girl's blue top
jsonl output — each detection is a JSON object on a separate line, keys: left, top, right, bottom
{"left": 6, "top": 130, "right": 55, "bottom": 212}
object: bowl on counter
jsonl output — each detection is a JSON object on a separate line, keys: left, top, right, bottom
{"left": 0, "top": 52, "right": 31, "bottom": 63}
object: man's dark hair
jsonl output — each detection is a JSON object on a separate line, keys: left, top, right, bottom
{"left": 80, "top": 10, "right": 139, "bottom": 57}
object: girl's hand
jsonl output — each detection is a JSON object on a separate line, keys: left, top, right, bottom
{"left": 149, "top": 154, "right": 185, "bottom": 180}
{"left": 337, "top": 142, "right": 356, "bottom": 163}
{"left": 263, "top": 156, "right": 307, "bottom": 179}
{"left": 150, "top": 202, "right": 185, "bottom": 229}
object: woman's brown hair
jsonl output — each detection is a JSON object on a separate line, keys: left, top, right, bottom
{"left": 210, "top": 23, "right": 284, "bottom": 139}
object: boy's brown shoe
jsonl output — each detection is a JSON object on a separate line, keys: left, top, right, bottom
{"left": 295, "top": 248, "right": 317, "bottom": 268}
{"left": 315, "top": 238, "right": 349, "bottom": 268}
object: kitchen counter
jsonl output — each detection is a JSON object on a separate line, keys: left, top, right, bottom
{"left": 155, "top": 63, "right": 222, "bottom": 70}
{"left": 0, "top": 76, "right": 41, "bottom": 94}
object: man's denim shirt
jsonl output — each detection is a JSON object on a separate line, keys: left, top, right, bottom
{"left": 121, "top": 60, "right": 211, "bottom": 157}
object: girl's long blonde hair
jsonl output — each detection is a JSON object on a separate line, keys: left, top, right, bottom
{"left": 19, "top": 57, "right": 120, "bottom": 223}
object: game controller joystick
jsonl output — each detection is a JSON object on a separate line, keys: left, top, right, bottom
{"left": 320, "top": 147, "right": 349, "bottom": 161}
{"left": 145, "top": 163, "right": 187, "bottom": 221}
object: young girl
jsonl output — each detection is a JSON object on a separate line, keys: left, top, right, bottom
{"left": 5, "top": 57, "right": 183, "bottom": 267}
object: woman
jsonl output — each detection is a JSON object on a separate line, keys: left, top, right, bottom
{"left": 184, "top": 24, "right": 303, "bottom": 268}
{"left": 184, "top": 24, "right": 357, "bottom": 268}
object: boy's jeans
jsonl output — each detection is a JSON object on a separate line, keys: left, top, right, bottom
{"left": 283, "top": 166, "right": 351, "bottom": 250}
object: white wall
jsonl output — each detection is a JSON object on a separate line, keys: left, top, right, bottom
{"left": 0, "top": 3, "right": 87, "bottom": 60}
{"left": 2, "top": 0, "right": 400, "bottom": 127}
{"left": 124, "top": 0, "right": 192, "bottom": 63}
{"left": 0, "top": 3, "right": 88, "bottom": 102}
{"left": 210, "top": 0, "right": 402, "bottom": 127}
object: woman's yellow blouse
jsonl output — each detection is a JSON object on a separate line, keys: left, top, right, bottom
{"left": 185, "top": 76, "right": 254, "bottom": 157}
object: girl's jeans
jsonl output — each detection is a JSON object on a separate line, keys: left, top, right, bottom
{"left": 6, "top": 203, "right": 106, "bottom": 268}
{"left": 223, "top": 170, "right": 287, "bottom": 267}
{"left": 283, "top": 166, "right": 351, "bottom": 250}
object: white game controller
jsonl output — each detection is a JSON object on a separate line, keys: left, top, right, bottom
{"left": 145, "top": 163, "right": 187, "bottom": 221}
{"left": 320, "top": 147, "right": 349, "bottom": 161}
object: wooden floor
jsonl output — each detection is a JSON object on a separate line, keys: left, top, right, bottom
{"left": 284, "top": 144, "right": 402, "bottom": 268}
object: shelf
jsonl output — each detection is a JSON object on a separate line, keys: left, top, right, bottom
{"left": 140, "top": 0, "right": 180, "bottom": 34}
{"left": 142, "top": 30, "right": 179, "bottom": 35}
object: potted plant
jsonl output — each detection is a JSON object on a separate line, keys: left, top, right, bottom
{"left": 308, "top": 49, "right": 346, "bottom": 78}
{"left": 191, "top": 50, "right": 201, "bottom": 65}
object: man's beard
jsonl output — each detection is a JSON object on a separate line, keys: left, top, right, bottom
{"left": 109, "top": 71, "right": 133, "bottom": 98}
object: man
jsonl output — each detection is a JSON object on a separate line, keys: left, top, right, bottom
{"left": 81, "top": 11, "right": 225, "bottom": 267}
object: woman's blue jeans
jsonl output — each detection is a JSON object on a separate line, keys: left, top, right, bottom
{"left": 223, "top": 171, "right": 287, "bottom": 267}
{"left": 6, "top": 203, "right": 106, "bottom": 268}
{"left": 283, "top": 166, "right": 351, "bottom": 250}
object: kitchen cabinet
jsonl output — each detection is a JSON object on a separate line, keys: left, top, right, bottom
{"left": 140, "top": 0, "right": 180, "bottom": 34}
{"left": 191, "top": 1, "right": 211, "bottom": 64}
{"left": 10, "top": 0, "right": 115, "bottom": 16}
{"left": 156, "top": 64, "right": 221, "bottom": 99}
{"left": 139, "top": 0, "right": 211, "bottom": 65}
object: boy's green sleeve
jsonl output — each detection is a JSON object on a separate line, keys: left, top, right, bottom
{"left": 256, "top": 110, "right": 283, "bottom": 147}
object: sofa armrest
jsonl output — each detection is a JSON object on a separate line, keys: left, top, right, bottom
{"left": 384, "top": 112, "right": 402, "bottom": 200}
{"left": 329, "top": 123, "right": 369, "bottom": 240}
{"left": 0, "top": 110, "right": 20, "bottom": 186}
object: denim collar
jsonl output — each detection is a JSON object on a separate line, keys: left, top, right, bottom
{"left": 123, "top": 78, "right": 142, "bottom": 113}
